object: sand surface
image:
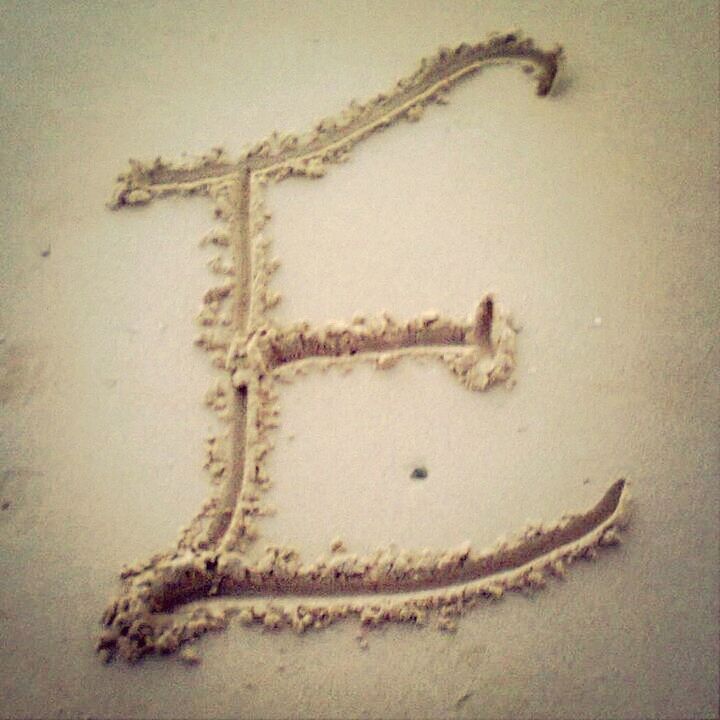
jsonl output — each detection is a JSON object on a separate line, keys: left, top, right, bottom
{"left": 1, "top": 1, "right": 718, "bottom": 718}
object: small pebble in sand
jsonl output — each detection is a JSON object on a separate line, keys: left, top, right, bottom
{"left": 179, "top": 647, "right": 201, "bottom": 665}
{"left": 330, "top": 537, "right": 345, "bottom": 553}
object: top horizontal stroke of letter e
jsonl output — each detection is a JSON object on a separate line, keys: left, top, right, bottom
{"left": 100, "top": 33, "right": 630, "bottom": 664}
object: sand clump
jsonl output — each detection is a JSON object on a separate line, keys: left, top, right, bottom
{"left": 98, "top": 31, "right": 631, "bottom": 664}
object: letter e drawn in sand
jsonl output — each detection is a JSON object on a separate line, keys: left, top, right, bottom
{"left": 99, "top": 32, "right": 630, "bottom": 663}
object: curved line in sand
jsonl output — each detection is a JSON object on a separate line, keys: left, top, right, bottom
{"left": 109, "top": 34, "right": 561, "bottom": 205}
{"left": 149, "top": 479, "right": 628, "bottom": 612}
{"left": 97, "top": 479, "right": 629, "bottom": 661}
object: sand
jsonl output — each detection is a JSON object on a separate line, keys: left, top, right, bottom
{"left": 1, "top": 2, "right": 718, "bottom": 717}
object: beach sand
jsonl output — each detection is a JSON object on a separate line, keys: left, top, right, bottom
{"left": 1, "top": 1, "right": 718, "bottom": 717}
